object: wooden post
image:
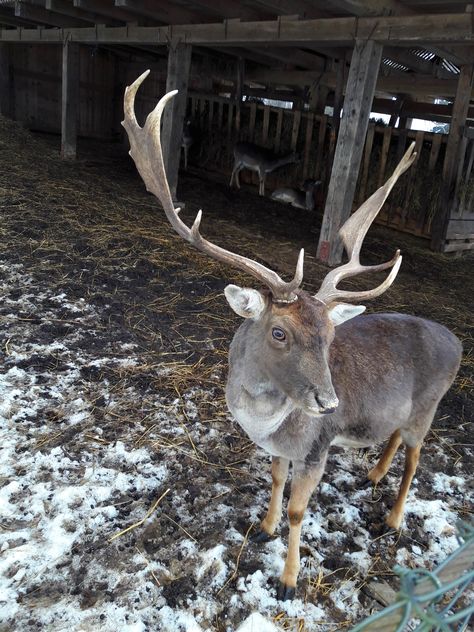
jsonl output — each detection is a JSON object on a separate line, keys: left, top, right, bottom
{"left": 235, "top": 56, "right": 244, "bottom": 103}
{"left": 0, "top": 43, "right": 11, "bottom": 118}
{"left": 431, "top": 63, "right": 474, "bottom": 251}
{"left": 161, "top": 42, "right": 192, "bottom": 200}
{"left": 61, "top": 40, "right": 79, "bottom": 160}
{"left": 309, "top": 83, "right": 329, "bottom": 115}
{"left": 317, "top": 40, "right": 382, "bottom": 265}
{"left": 327, "top": 58, "right": 345, "bottom": 175}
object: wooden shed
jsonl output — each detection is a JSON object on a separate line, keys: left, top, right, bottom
{"left": 1, "top": 1, "right": 473, "bottom": 263}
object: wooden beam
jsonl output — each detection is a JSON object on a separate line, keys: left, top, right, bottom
{"left": 115, "top": 0, "right": 199, "bottom": 24}
{"left": 431, "top": 64, "right": 474, "bottom": 251}
{"left": 322, "top": 0, "right": 409, "bottom": 16}
{"left": 249, "top": 45, "right": 326, "bottom": 70}
{"left": 73, "top": 0, "right": 139, "bottom": 24}
{"left": 246, "top": 67, "right": 467, "bottom": 98}
{"left": 161, "top": 42, "right": 192, "bottom": 198}
{"left": 61, "top": 40, "right": 79, "bottom": 160}
{"left": 15, "top": 1, "right": 90, "bottom": 28}
{"left": 2, "top": 14, "right": 474, "bottom": 46}
{"left": 190, "top": 0, "right": 265, "bottom": 21}
{"left": 248, "top": 0, "right": 330, "bottom": 18}
{"left": 46, "top": 0, "right": 122, "bottom": 26}
{"left": 0, "top": 43, "right": 11, "bottom": 117}
{"left": 323, "top": 0, "right": 468, "bottom": 65}
{"left": 0, "top": 6, "right": 37, "bottom": 28}
{"left": 317, "top": 39, "right": 383, "bottom": 265}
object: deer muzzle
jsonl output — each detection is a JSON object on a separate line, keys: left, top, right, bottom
{"left": 303, "top": 389, "right": 339, "bottom": 416}
{"left": 315, "top": 393, "right": 339, "bottom": 414}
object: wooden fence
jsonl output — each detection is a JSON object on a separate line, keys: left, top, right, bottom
{"left": 10, "top": 44, "right": 117, "bottom": 139}
{"left": 184, "top": 92, "right": 451, "bottom": 242}
{"left": 445, "top": 129, "right": 474, "bottom": 252}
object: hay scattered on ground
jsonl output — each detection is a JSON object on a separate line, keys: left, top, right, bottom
{"left": 0, "top": 115, "right": 472, "bottom": 631}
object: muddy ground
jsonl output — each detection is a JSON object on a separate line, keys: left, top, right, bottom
{"left": 0, "top": 117, "right": 473, "bottom": 631}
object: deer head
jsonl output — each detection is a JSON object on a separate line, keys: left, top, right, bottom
{"left": 122, "top": 71, "right": 416, "bottom": 416}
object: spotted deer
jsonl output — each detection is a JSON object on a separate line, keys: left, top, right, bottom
{"left": 230, "top": 141, "right": 299, "bottom": 196}
{"left": 123, "top": 71, "right": 462, "bottom": 601}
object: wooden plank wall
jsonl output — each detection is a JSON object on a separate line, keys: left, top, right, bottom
{"left": 357, "top": 124, "right": 447, "bottom": 238}
{"left": 10, "top": 44, "right": 116, "bottom": 139}
{"left": 185, "top": 92, "right": 449, "bottom": 240}
{"left": 444, "top": 131, "right": 474, "bottom": 252}
{"left": 185, "top": 92, "right": 333, "bottom": 195}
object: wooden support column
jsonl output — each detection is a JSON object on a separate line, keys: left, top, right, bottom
{"left": 317, "top": 40, "right": 382, "bottom": 266}
{"left": 61, "top": 40, "right": 79, "bottom": 160}
{"left": 309, "top": 83, "right": 329, "bottom": 114}
{"left": 161, "top": 42, "right": 192, "bottom": 200}
{"left": 0, "top": 43, "right": 11, "bottom": 118}
{"left": 235, "top": 56, "right": 244, "bottom": 102}
{"left": 431, "top": 63, "right": 474, "bottom": 251}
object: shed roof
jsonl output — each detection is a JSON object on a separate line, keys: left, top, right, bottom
{"left": 0, "top": 1, "right": 472, "bottom": 102}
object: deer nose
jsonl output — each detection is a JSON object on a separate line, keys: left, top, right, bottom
{"left": 316, "top": 394, "right": 339, "bottom": 414}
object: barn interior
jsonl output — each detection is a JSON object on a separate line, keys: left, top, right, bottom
{"left": 1, "top": 3, "right": 474, "bottom": 630}
{"left": 1, "top": 1, "right": 474, "bottom": 260}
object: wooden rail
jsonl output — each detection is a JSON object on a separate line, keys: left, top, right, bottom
{"left": 180, "top": 92, "right": 451, "bottom": 241}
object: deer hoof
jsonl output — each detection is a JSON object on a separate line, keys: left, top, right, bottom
{"left": 250, "top": 530, "right": 273, "bottom": 544}
{"left": 380, "top": 523, "right": 398, "bottom": 537}
{"left": 277, "top": 581, "right": 296, "bottom": 601}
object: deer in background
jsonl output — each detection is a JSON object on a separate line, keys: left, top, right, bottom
{"left": 229, "top": 141, "right": 299, "bottom": 196}
{"left": 123, "top": 71, "right": 462, "bottom": 602}
{"left": 271, "top": 178, "right": 321, "bottom": 211}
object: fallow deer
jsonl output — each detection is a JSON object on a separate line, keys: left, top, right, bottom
{"left": 123, "top": 71, "right": 462, "bottom": 601}
{"left": 271, "top": 179, "right": 320, "bottom": 211}
{"left": 230, "top": 141, "right": 299, "bottom": 196}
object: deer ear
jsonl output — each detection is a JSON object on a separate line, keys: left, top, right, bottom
{"left": 224, "top": 285, "right": 266, "bottom": 320}
{"left": 328, "top": 303, "right": 366, "bottom": 326}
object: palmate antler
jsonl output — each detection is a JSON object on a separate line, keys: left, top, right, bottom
{"left": 123, "top": 71, "right": 415, "bottom": 307}
{"left": 122, "top": 70, "right": 303, "bottom": 304}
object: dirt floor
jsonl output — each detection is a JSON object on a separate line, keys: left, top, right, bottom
{"left": 0, "top": 116, "right": 473, "bottom": 632}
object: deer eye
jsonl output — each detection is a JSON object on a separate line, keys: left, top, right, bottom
{"left": 272, "top": 327, "right": 286, "bottom": 342}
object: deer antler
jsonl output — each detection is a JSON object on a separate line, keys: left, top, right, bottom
{"left": 122, "top": 70, "right": 304, "bottom": 304}
{"left": 315, "top": 142, "right": 416, "bottom": 306}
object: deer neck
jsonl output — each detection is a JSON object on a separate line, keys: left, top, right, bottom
{"left": 269, "top": 154, "right": 293, "bottom": 171}
{"left": 226, "top": 333, "right": 294, "bottom": 443}
{"left": 305, "top": 188, "right": 315, "bottom": 211}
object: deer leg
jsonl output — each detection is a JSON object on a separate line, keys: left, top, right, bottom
{"left": 385, "top": 443, "right": 421, "bottom": 530}
{"left": 229, "top": 163, "right": 237, "bottom": 187}
{"left": 278, "top": 458, "right": 326, "bottom": 601}
{"left": 184, "top": 146, "right": 188, "bottom": 170}
{"left": 258, "top": 171, "right": 265, "bottom": 196}
{"left": 252, "top": 457, "right": 289, "bottom": 542}
{"left": 367, "top": 430, "right": 402, "bottom": 485}
{"left": 230, "top": 161, "right": 242, "bottom": 188}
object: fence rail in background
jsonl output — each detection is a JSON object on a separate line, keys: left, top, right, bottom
{"left": 183, "top": 93, "right": 453, "bottom": 242}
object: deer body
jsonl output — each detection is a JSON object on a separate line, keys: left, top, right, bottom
{"left": 230, "top": 141, "right": 298, "bottom": 196}
{"left": 122, "top": 73, "right": 462, "bottom": 603}
{"left": 225, "top": 296, "right": 461, "bottom": 598}
{"left": 271, "top": 179, "right": 320, "bottom": 211}
{"left": 227, "top": 303, "right": 461, "bottom": 459}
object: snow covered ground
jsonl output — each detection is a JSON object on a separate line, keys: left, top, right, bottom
{"left": 1, "top": 258, "right": 471, "bottom": 632}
